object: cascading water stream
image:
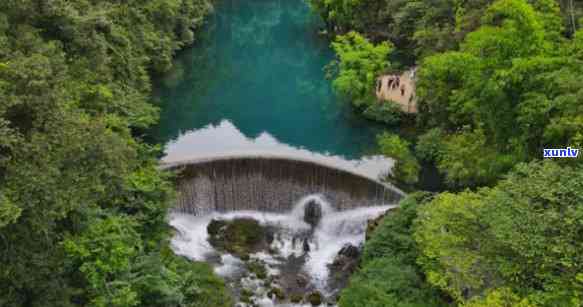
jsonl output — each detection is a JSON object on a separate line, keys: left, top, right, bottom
{"left": 149, "top": 0, "right": 407, "bottom": 304}
{"left": 169, "top": 194, "right": 396, "bottom": 306}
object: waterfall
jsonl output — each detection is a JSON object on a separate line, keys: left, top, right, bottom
{"left": 163, "top": 156, "right": 405, "bottom": 215}
{"left": 169, "top": 195, "right": 397, "bottom": 301}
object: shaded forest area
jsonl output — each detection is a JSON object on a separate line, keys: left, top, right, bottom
{"left": 312, "top": 0, "right": 583, "bottom": 306}
{"left": 0, "top": 1, "right": 232, "bottom": 306}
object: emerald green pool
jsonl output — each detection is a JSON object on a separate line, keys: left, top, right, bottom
{"left": 151, "top": 0, "right": 383, "bottom": 161}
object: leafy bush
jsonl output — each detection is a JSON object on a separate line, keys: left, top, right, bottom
{"left": 0, "top": 1, "right": 232, "bottom": 306}
{"left": 414, "top": 128, "right": 444, "bottom": 162}
{"left": 415, "top": 161, "right": 583, "bottom": 306}
{"left": 363, "top": 101, "right": 403, "bottom": 125}
{"left": 339, "top": 193, "right": 448, "bottom": 307}
{"left": 331, "top": 31, "right": 392, "bottom": 107}
{"left": 377, "top": 132, "right": 420, "bottom": 185}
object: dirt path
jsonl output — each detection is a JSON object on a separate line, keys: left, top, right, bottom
{"left": 375, "top": 68, "right": 417, "bottom": 113}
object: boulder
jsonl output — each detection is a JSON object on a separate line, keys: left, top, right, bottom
{"left": 290, "top": 293, "right": 303, "bottom": 303}
{"left": 331, "top": 244, "right": 360, "bottom": 271}
{"left": 337, "top": 243, "right": 360, "bottom": 259}
{"left": 296, "top": 274, "right": 309, "bottom": 288}
{"left": 207, "top": 218, "right": 266, "bottom": 257}
{"left": 268, "top": 287, "right": 285, "bottom": 300}
{"left": 327, "top": 243, "right": 362, "bottom": 290}
{"left": 302, "top": 238, "right": 311, "bottom": 253}
{"left": 304, "top": 200, "right": 322, "bottom": 227}
{"left": 365, "top": 209, "right": 392, "bottom": 240}
{"left": 307, "top": 291, "right": 323, "bottom": 306}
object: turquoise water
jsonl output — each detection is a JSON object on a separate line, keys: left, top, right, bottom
{"left": 151, "top": 0, "right": 383, "bottom": 160}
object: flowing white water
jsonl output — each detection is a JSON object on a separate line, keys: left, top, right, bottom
{"left": 169, "top": 195, "right": 395, "bottom": 306}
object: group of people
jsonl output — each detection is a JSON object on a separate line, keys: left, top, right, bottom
{"left": 388, "top": 75, "right": 407, "bottom": 96}
{"left": 376, "top": 74, "right": 407, "bottom": 96}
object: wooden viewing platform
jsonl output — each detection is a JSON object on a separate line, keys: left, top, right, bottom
{"left": 375, "top": 68, "right": 418, "bottom": 114}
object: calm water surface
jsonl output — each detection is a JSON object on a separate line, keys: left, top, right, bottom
{"left": 151, "top": 0, "right": 383, "bottom": 162}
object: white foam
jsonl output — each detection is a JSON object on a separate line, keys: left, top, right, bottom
{"left": 169, "top": 213, "right": 216, "bottom": 260}
{"left": 305, "top": 205, "right": 394, "bottom": 289}
{"left": 169, "top": 196, "right": 395, "bottom": 299}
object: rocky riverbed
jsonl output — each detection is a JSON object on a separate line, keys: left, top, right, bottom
{"left": 169, "top": 195, "right": 394, "bottom": 306}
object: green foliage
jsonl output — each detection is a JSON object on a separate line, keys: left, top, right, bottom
{"left": 361, "top": 192, "right": 431, "bottom": 264}
{"left": 415, "top": 161, "right": 583, "bottom": 306}
{"left": 377, "top": 132, "right": 420, "bottom": 185}
{"left": 64, "top": 215, "right": 142, "bottom": 307}
{"left": 311, "top": 0, "right": 574, "bottom": 58}
{"left": 362, "top": 101, "right": 403, "bottom": 125}
{"left": 331, "top": 31, "right": 392, "bottom": 107}
{"left": 339, "top": 193, "right": 448, "bottom": 307}
{"left": 0, "top": 1, "right": 232, "bottom": 306}
{"left": 165, "top": 258, "right": 233, "bottom": 307}
{"left": 414, "top": 0, "right": 582, "bottom": 188}
{"left": 414, "top": 128, "right": 444, "bottom": 162}
{"left": 0, "top": 194, "right": 20, "bottom": 228}
{"left": 437, "top": 129, "right": 516, "bottom": 188}
{"left": 207, "top": 218, "right": 266, "bottom": 258}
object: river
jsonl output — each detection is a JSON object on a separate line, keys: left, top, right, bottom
{"left": 150, "top": 0, "right": 386, "bottom": 162}
{"left": 150, "top": 0, "right": 400, "bottom": 306}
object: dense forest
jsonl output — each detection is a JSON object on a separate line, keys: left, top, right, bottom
{"left": 1, "top": 0, "right": 582, "bottom": 306}
{"left": 0, "top": 1, "right": 232, "bottom": 306}
{"left": 310, "top": 0, "right": 583, "bottom": 306}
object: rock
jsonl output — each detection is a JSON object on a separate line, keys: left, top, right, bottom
{"left": 290, "top": 293, "right": 303, "bottom": 303}
{"left": 268, "top": 287, "right": 285, "bottom": 300}
{"left": 304, "top": 200, "right": 322, "bottom": 227}
{"left": 365, "top": 209, "right": 392, "bottom": 240}
{"left": 207, "top": 219, "right": 227, "bottom": 237}
{"left": 302, "top": 238, "right": 311, "bottom": 253}
{"left": 207, "top": 218, "right": 266, "bottom": 258}
{"left": 327, "top": 244, "right": 362, "bottom": 291}
{"left": 331, "top": 244, "right": 361, "bottom": 272}
{"left": 247, "top": 260, "right": 268, "bottom": 280}
{"left": 307, "top": 291, "right": 323, "bottom": 306}
{"left": 296, "top": 274, "right": 309, "bottom": 288}
{"left": 337, "top": 243, "right": 360, "bottom": 259}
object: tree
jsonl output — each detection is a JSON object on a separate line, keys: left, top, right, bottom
{"left": 331, "top": 31, "right": 391, "bottom": 108}
{"left": 377, "top": 132, "right": 420, "bottom": 185}
{"left": 415, "top": 161, "right": 583, "bottom": 306}
{"left": 0, "top": 1, "right": 232, "bottom": 306}
{"left": 339, "top": 193, "right": 447, "bottom": 307}
{"left": 436, "top": 129, "right": 515, "bottom": 188}
{"left": 415, "top": 0, "right": 581, "bottom": 189}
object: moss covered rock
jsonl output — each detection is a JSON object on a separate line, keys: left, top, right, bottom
{"left": 307, "top": 291, "right": 323, "bottom": 306}
{"left": 247, "top": 260, "right": 268, "bottom": 280}
{"left": 207, "top": 218, "right": 266, "bottom": 257}
{"left": 268, "top": 287, "right": 285, "bottom": 300}
{"left": 290, "top": 293, "right": 303, "bottom": 303}
{"left": 240, "top": 288, "right": 253, "bottom": 304}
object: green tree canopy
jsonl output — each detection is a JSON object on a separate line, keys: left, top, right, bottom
{"left": 415, "top": 161, "right": 583, "bottom": 306}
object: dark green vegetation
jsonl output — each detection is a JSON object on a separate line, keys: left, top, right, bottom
{"left": 415, "top": 162, "right": 583, "bottom": 306}
{"left": 312, "top": 0, "right": 583, "bottom": 306}
{"left": 339, "top": 193, "right": 448, "bottom": 307}
{"left": 1, "top": 0, "right": 582, "bottom": 306}
{"left": 316, "top": 0, "right": 583, "bottom": 188}
{"left": 0, "top": 1, "right": 232, "bottom": 306}
{"left": 306, "top": 291, "right": 323, "bottom": 306}
{"left": 343, "top": 162, "right": 583, "bottom": 306}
